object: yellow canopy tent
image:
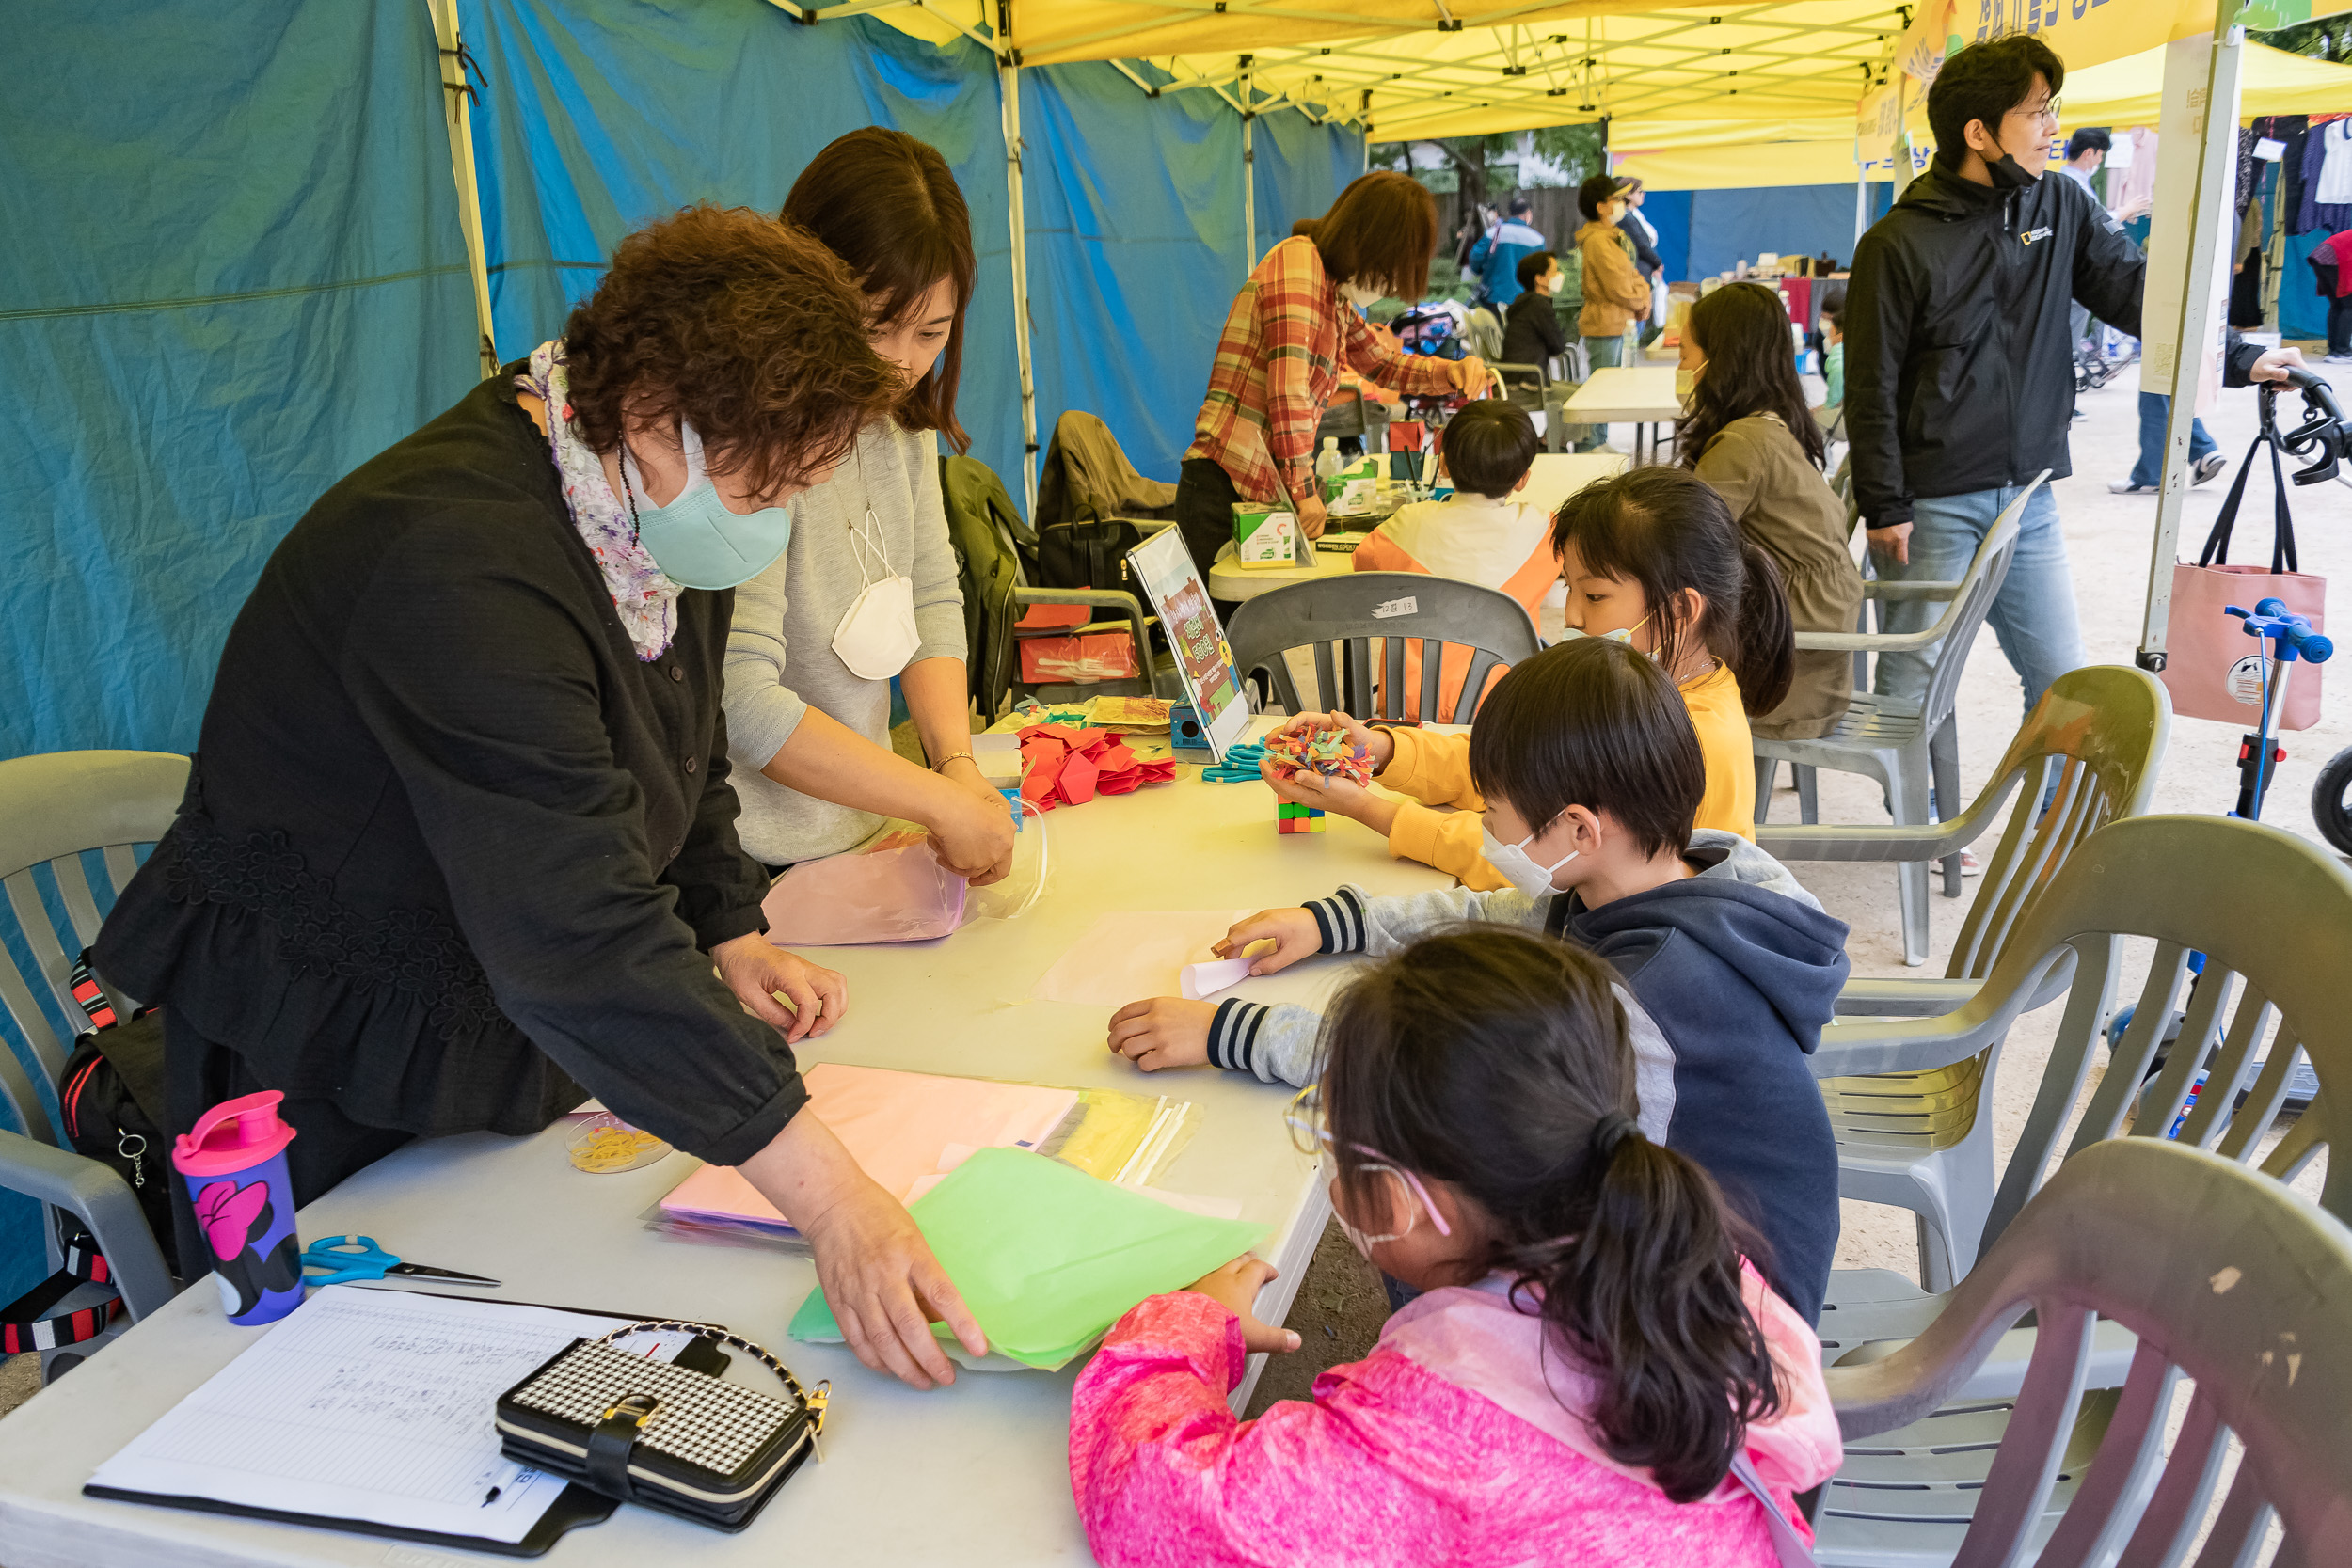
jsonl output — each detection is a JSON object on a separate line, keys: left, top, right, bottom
{"left": 1610, "top": 40, "right": 2352, "bottom": 190}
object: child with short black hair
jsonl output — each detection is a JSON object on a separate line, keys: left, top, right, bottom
{"left": 1302, "top": 467, "right": 1789, "bottom": 890}
{"left": 1352, "top": 400, "right": 1555, "bottom": 719}
{"left": 1107, "top": 636, "right": 1847, "bottom": 1321}
{"left": 1075, "top": 927, "right": 1841, "bottom": 1566}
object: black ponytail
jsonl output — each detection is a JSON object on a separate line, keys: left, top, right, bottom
{"left": 1730, "top": 539, "right": 1794, "bottom": 717}
{"left": 1322, "top": 927, "right": 1782, "bottom": 1505}
{"left": 1551, "top": 467, "right": 1795, "bottom": 718}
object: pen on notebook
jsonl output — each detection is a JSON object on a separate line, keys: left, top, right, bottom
{"left": 481, "top": 1485, "right": 501, "bottom": 1506}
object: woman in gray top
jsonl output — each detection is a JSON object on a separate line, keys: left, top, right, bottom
{"left": 725, "top": 130, "right": 1015, "bottom": 882}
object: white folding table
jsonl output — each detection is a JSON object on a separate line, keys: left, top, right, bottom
{"left": 0, "top": 720, "right": 1450, "bottom": 1568}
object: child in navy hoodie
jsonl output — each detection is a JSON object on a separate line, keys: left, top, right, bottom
{"left": 1106, "top": 637, "right": 1847, "bottom": 1321}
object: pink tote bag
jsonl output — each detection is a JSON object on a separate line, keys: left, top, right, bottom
{"left": 2161, "top": 433, "right": 2326, "bottom": 731}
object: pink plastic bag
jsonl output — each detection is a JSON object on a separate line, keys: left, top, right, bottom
{"left": 760, "top": 830, "right": 967, "bottom": 945}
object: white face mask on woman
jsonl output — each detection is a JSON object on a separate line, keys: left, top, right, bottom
{"left": 1339, "top": 280, "right": 1387, "bottom": 309}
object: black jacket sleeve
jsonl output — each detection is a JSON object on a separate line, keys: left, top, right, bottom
{"left": 1843, "top": 228, "right": 1916, "bottom": 529}
{"left": 2223, "top": 329, "right": 2265, "bottom": 388}
{"left": 664, "top": 691, "right": 771, "bottom": 952}
{"left": 340, "top": 520, "right": 807, "bottom": 1168}
{"left": 2071, "top": 184, "right": 2147, "bottom": 339}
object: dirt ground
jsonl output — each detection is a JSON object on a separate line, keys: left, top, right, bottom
{"left": 1250, "top": 349, "right": 2352, "bottom": 1418}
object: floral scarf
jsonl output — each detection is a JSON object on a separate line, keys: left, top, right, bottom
{"left": 516, "top": 340, "right": 679, "bottom": 661}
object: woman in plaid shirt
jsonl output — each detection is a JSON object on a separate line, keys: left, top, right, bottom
{"left": 1175, "top": 172, "right": 1491, "bottom": 582}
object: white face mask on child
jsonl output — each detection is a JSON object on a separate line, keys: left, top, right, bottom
{"left": 1479, "top": 823, "right": 1581, "bottom": 898}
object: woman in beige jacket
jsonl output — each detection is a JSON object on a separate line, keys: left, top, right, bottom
{"left": 1575, "top": 174, "right": 1651, "bottom": 373}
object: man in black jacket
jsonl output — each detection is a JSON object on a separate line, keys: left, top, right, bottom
{"left": 1847, "top": 35, "right": 2144, "bottom": 716}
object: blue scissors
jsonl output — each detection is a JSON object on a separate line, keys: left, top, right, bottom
{"left": 300, "top": 1235, "right": 501, "bottom": 1289}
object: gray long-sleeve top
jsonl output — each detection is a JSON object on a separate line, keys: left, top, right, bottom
{"left": 724, "top": 420, "right": 968, "bottom": 866}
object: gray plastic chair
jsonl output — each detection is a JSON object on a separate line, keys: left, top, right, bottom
{"left": 1226, "top": 572, "right": 1543, "bottom": 724}
{"left": 1753, "top": 473, "right": 2046, "bottom": 967}
{"left": 1811, "top": 813, "right": 2352, "bottom": 1409}
{"left": 1759, "top": 667, "right": 2171, "bottom": 1293}
{"left": 0, "top": 751, "right": 186, "bottom": 1370}
{"left": 1822, "top": 1136, "right": 2352, "bottom": 1566}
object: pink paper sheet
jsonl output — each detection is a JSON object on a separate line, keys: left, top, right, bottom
{"left": 1030, "top": 911, "right": 1253, "bottom": 1007}
{"left": 660, "top": 1064, "right": 1079, "bottom": 1222}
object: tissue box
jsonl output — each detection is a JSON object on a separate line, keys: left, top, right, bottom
{"left": 1232, "top": 502, "right": 1300, "bottom": 570}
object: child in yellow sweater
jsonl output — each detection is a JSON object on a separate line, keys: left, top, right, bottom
{"left": 1269, "top": 467, "right": 1793, "bottom": 890}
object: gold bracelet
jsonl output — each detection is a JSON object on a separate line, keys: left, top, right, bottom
{"left": 932, "top": 752, "right": 977, "bottom": 772}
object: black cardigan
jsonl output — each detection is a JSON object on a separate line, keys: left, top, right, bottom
{"left": 95, "top": 370, "right": 807, "bottom": 1166}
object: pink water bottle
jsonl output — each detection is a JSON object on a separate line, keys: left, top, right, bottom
{"left": 171, "top": 1091, "right": 304, "bottom": 1326}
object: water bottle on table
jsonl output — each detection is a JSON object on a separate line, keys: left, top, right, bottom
{"left": 170, "top": 1090, "right": 305, "bottom": 1326}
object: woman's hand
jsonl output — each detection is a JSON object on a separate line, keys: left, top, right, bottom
{"left": 924, "top": 779, "right": 1017, "bottom": 886}
{"left": 713, "top": 934, "right": 846, "bottom": 1044}
{"left": 741, "top": 1113, "right": 987, "bottom": 1390}
{"left": 1106, "top": 997, "right": 1217, "bottom": 1071}
{"left": 935, "top": 757, "right": 1015, "bottom": 885}
{"left": 1184, "top": 1258, "right": 1299, "bottom": 1354}
{"left": 1297, "top": 492, "right": 1328, "bottom": 541}
{"left": 1447, "top": 356, "right": 1492, "bottom": 399}
{"left": 1213, "top": 907, "right": 1322, "bottom": 976}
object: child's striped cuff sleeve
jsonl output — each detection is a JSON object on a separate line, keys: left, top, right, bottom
{"left": 1303, "top": 887, "right": 1367, "bottom": 953}
{"left": 1207, "top": 999, "right": 1273, "bottom": 1076}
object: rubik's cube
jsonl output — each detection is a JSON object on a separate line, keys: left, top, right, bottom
{"left": 1277, "top": 801, "right": 1326, "bottom": 835}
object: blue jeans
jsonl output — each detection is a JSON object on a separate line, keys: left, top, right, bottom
{"left": 1873, "top": 483, "right": 2086, "bottom": 718}
{"left": 2129, "top": 392, "right": 2217, "bottom": 489}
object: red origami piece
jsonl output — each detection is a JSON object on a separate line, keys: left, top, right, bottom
{"left": 1014, "top": 723, "right": 1177, "bottom": 810}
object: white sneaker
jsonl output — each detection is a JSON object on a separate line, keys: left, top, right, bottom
{"left": 2193, "top": 452, "right": 2228, "bottom": 486}
{"left": 1960, "top": 848, "right": 1981, "bottom": 877}
{"left": 2109, "top": 480, "right": 2158, "bottom": 495}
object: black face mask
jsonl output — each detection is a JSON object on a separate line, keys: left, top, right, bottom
{"left": 1985, "top": 152, "right": 2042, "bottom": 191}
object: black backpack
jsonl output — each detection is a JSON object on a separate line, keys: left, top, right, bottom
{"left": 0, "top": 954, "right": 174, "bottom": 1354}
{"left": 56, "top": 955, "right": 176, "bottom": 1277}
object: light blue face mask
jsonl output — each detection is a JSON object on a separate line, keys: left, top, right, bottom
{"left": 620, "top": 422, "right": 794, "bottom": 591}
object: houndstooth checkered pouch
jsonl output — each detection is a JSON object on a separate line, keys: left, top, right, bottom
{"left": 496, "top": 1320, "right": 829, "bottom": 1531}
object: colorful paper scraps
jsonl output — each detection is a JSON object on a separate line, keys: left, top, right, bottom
{"left": 1089, "top": 695, "right": 1175, "bottom": 733}
{"left": 1017, "top": 723, "right": 1176, "bottom": 810}
{"left": 1263, "top": 727, "right": 1374, "bottom": 786}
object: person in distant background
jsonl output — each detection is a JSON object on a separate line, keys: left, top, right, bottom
{"left": 1501, "top": 250, "right": 1570, "bottom": 404}
{"left": 1815, "top": 285, "right": 1846, "bottom": 419}
{"left": 1469, "top": 197, "right": 1548, "bottom": 308}
{"left": 2058, "top": 128, "right": 2151, "bottom": 374}
{"left": 1617, "top": 178, "right": 1668, "bottom": 345}
{"left": 1574, "top": 175, "right": 1652, "bottom": 453}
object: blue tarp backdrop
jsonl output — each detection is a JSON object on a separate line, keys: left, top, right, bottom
{"left": 460, "top": 0, "right": 1363, "bottom": 492}
{"left": 0, "top": 0, "right": 481, "bottom": 1302}
{"left": 0, "top": 0, "right": 1359, "bottom": 1301}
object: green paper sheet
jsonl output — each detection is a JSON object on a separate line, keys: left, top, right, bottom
{"left": 789, "top": 1147, "right": 1266, "bottom": 1370}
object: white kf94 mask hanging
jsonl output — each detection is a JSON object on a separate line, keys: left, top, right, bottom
{"left": 831, "top": 502, "right": 923, "bottom": 681}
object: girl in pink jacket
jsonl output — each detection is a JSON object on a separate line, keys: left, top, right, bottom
{"left": 1070, "top": 927, "right": 1841, "bottom": 1567}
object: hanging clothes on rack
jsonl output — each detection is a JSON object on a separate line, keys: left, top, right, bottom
{"left": 2304, "top": 116, "right": 2352, "bottom": 235}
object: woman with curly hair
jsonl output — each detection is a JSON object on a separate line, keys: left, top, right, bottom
{"left": 95, "top": 203, "right": 988, "bottom": 1390}
{"left": 723, "top": 129, "right": 1014, "bottom": 883}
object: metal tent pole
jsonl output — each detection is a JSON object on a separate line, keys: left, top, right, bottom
{"left": 1242, "top": 57, "right": 1257, "bottom": 272}
{"left": 2137, "top": 12, "right": 2247, "bottom": 672}
{"left": 428, "top": 0, "right": 500, "bottom": 378}
{"left": 996, "top": 11, "right": 1039, "bottom": 522}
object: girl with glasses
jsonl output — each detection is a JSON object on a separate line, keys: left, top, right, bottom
{"left": 1070, "top": 927, "right": 1839, "bottom": 1566}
